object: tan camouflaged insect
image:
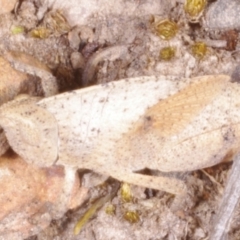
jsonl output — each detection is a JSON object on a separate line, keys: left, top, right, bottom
{"left": 0, "top": 74, "right": 239, "bottom": 194}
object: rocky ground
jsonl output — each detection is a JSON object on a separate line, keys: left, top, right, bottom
{"left": 0, "top": 0, "right": 240, "bottom": 239}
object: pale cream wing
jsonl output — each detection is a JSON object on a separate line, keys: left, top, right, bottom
{"left": 140, "top": 75, "right": 229, "bottom": 137}
{"left": 111, "top": 75, "right": 231, "bottom": 171}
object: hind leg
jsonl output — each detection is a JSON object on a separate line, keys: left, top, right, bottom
{"left": 96, "top": 168, "right": 186, "bottom": 195}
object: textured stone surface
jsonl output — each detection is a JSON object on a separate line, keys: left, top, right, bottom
{"left": 0, "top": 152, "right": 88, "bottom": 239}
{"left": 0, "top": 0, "right": 17, "bottom": 14}
{"left": 0, "top": 56, "right": 30, "bottom": 105}
{"left": 204, "top": 0, "right": 240, "bottom": 30}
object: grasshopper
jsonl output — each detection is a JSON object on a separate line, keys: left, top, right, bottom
{"left": 0, "top": 74, "right": 239, "bottom": 195}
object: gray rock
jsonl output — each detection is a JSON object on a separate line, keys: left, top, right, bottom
{"left": 204, "top": 0, "right": 240, "bottom": 30}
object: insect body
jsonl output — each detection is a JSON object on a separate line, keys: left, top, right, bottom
{"left": 0, "top": 75, "right": 239, "bottom": 194}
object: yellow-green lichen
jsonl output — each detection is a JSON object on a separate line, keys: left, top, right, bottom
{"left": 159, "top": 47, "right": 176, "bottom": 61}
{"left": 191, "top": 42, "right": 207, "bottom": 58}
{"left": 123, "top": 211, "right": 140, "bottom": 223}
{"left": 11, "top": 25, "right": 25, "bottom": 35}
{"left": 105, "top": 204, "right": 116, "bottom": 215}
{"left": 120, "top": 182, "right": 133, "bottom": 203}
{"left": 184, "top": 0, "right": 206, "bottom": 18}
{"left": 154, "top": 19, "right": 178, "bottom": 40}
